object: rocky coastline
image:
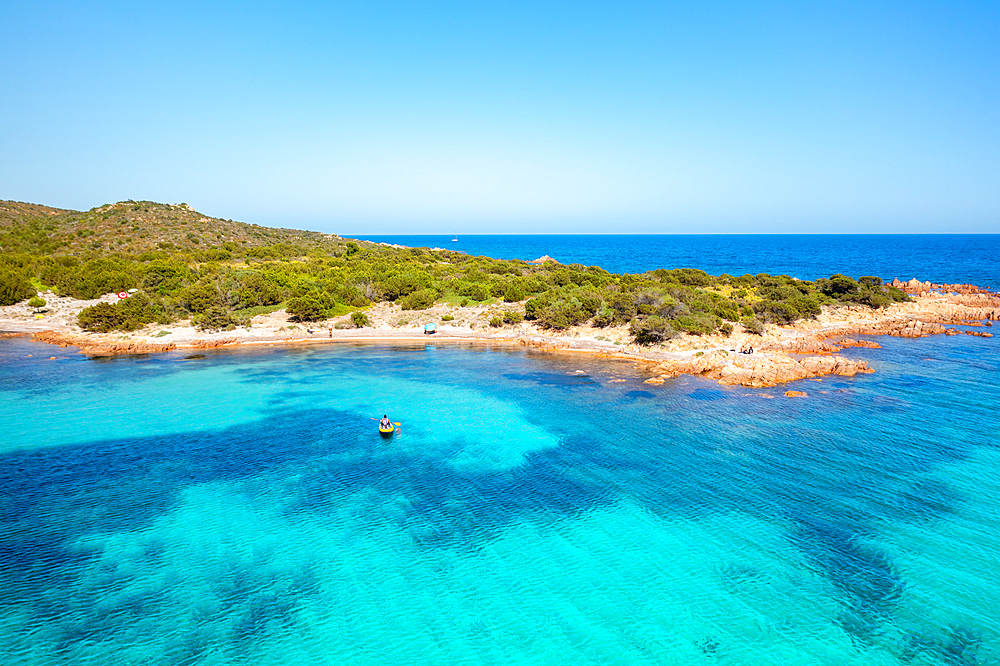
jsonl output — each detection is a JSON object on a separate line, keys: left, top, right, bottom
{"left": 1, "top": 278, "right": 996, "bottom": 392}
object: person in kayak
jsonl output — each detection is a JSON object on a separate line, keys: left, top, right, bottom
{"left": 379, "top": 415, "right": 392, "bottom": 429}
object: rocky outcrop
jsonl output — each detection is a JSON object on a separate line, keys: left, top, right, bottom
{"left": 762, "top": 338, "right": 841, "bottom": 354}
{"left": 798, "top": 355, "right": 874, "bottom": 377}
{"left": 189, "top": 337, "right": 238, "bottom": 349}
{"left": 836, "top": 338, "right": 882, "bottom": 349}
{"left": 527, "top": 255, "right": 559, "bottom": 264}
{"left": 517, "top": 336, "right": 570, "bottom": 351}
{"left": 31, "top": 330, "right": 177, "bottom": 355}
{"left": 765, "top": 336, "right": 882, "bottom": 353}
{"left": 643, "top": 350, "right": 872, "bottom": 388}
{"left": 891, "top": 279, "right": 997, "bottom": 297}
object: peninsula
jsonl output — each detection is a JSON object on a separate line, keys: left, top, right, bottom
{"left": 2, "top": 200, "right": 996, "bottom": 389}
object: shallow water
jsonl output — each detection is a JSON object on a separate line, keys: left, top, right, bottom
{"left": 1, "top": 334, "right": 998, "bottom": 665}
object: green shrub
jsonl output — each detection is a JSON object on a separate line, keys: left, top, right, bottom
{"left": 235, "top": 271, "right": 282, "bottom": 308}
{"left": 671, "top": 313, "right": 719, "bottom": 335}
{"left": 742, "top": 316, "right": 765, "bottom": 335}
{"left": 28, "top": 296, "right": 47, "bottom": 308}
{"left": 817, "top": 274, "right": 860, "bottom": 299}
{"left": 535, "top": 300, "right": 589, "bottom": 329}
{"left": 399, "top": 288, "right": 437, "bottom": 310}
{"left": 858, "top": 289, "right": 891, "bottom": 309}
{"left": 56, "top": 259, "right": 135, "bottom": 299}
{"left": 176, "top": 281, "right": 220, "bottom": 314}
{"left": 719, "top": 323, "right": 734, "bottom": 336}
{"left": 605, "top": 291, "right": 637, "bottom": 322}
{"left": 193, "top": 307, "right": 240, "bottom": 332}
{"left": 441, "top": 314, "right": 455, "bottom": 321}
{"left": 142, "top": 260, "right": 188, "bottom": 294}
{"left": 489, "top": 316, "right": 502, "bottom": 327}
{"left": 287, "top": 292, "right": 336, "bottom": 321}
{"left": 351, "top": 311, "right": 370, "bottom": 328}
{"left": 524, "top": 298, "right": 542, "bottom": 320}
{"left": 0, "top": 268, "right": 37, "bottom": 306}
{"left": 755, "top": 300, "right": 800, "bottom": 324}
{"left": 592, "top": 307, "right": 615, "bottom": 328}
{"left": 380, "top": 271, "right": 431, "bottom": 301}
{"left": 630, "top": 316, "right": 676, "bottom": 345}
{"left": 503, "top": 283, "right": 526, "bottom": 302}
{"left": 77, "top": 293, "right": 169, "bottom": 332}
{"left": 458, "top": 282, "right": 491, "bottom": 302}
{"left": 502, "top": 311, "right": 523, "bottom": 324}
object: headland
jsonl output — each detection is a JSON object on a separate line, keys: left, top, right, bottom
{"left": 3, "top": 278, "right": 995, "bottom": 391}
{"left": 2, "top": 200, "right": 996, "bottom": 392}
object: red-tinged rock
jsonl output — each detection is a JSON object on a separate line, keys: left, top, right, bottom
{"left": 836, "top": 338, "right": 881, "bottom": 349}
{"left": 785, "top": 391, "right": 807, "bottom": 398}
{"left": 798, "top": 355, "right": 873, "bottom": 377}
{"left": 31, "top": 330, "right": 177, "bottom": 355}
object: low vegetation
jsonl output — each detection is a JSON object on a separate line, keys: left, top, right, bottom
{"left": 0, "top": 199, "right": 911, "bottom": 342}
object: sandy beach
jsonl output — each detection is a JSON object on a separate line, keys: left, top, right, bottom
{"left": 2, "top": 279, "right": 996, "bottom": 390}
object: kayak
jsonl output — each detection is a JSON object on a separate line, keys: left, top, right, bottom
{"left": 379, "top": 424, "right": 395, "bottom": 437}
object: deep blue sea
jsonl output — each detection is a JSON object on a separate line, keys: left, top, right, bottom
{"left": 351, "top": 234, "right": 1000, "bottom": 288}
{"left": 2, "top": 236, "right": 999, "bottom": 665}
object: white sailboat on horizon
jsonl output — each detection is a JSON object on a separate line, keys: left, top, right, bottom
{"left": 452, "top": 233, "right": 458, "bottom": 242}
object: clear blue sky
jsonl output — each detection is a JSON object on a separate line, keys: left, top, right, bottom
{"left": 2, "top": 0, "right": 997, "bottom": 233}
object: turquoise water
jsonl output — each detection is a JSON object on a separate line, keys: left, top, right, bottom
{"left": 1, "top": 334, "right": 999, "bottom": 665}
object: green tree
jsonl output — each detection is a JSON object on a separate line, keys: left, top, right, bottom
{"left": 399, "top": 288, "right": 437, "bottom": 310}
{"left": 77, "top": 294, "right": 168, "bottom": 332}
{"left": 193, "top": 307, "right": 239, "bottom": 331}
{"left": 287, "top": 292, "right": 336, "bottom": 321}
{"left": 630, "top": 316, "right": 677, "bottom": 344}
{"left": 0, "top": 268, "right": 36, "bottom": 306}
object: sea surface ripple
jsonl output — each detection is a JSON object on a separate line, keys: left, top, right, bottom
{"left": 1, "top": 329, "right": 998, "bottom": 665}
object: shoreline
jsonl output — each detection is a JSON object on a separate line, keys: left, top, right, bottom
{"left": 2, "top": 280, "right": 996, "bottom": 391}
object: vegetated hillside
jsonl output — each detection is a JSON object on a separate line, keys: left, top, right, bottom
{"left": 0, "top": 201, "right": 76, "bottom": 225}
{"left": 0, "top": 199, "right": 910, "bottom": 338}
{"left": 0, "top": 199, "right": 339, "bottom": 256}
